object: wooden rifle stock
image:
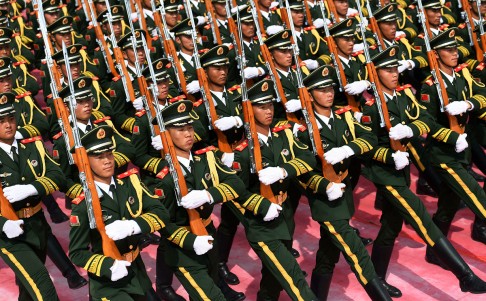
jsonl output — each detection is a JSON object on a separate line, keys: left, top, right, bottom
{"left": 367, "top": 10, "right": 385, "bottom": 51}
{"left": 303, "top": 0, "right": 314, "bottom": 27}
{"left": 253, "top": 0, "right": 268, "bottom": 37}
{"left": 134, "top": 0, "right": 153, "bottom": 49}
{"left": 0, "top": 186, "right": 18, "bottom": 220}
{"left": 461, "top": 0, "right": 483, "bottom": 61}
{"left": 205, "top": 0, "right": 223, "bottom": 45}
{"left": 112, "top": 46, "right": 137, "bottom": 102}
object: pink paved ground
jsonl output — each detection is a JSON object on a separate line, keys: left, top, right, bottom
{"left": 1, "top": 165, "right": 486, "bottom": 300}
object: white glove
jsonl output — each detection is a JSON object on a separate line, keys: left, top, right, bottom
{"left": 105, "top": 220, "right": 141, "bottom": 241}
{"left": 193, "top": 235, "right": 214, "bottom": 255}
{"left": 455, "top": 133, "right": 468, "bottom": 153}
{"left": 352, "top": 43, "right": 365, "bottom": 53}
{"left": 326, "top": 182, "right": 346, "bottom": 201}
{"left": 181, "top": 190, "right": 211, "bottom": 209}
{"left": 186, "top": 80, "right": 201, "bottom": 94}
{"left": 313, "top": 18, "right": 325, "bottom": 29}
{"left": 151, "top": 135, "right": 163, "bottom": 151}
{"left": 196, "top": 16, "right": 208, "bottom": 26}
{"left": 398, "top": 60, "right": 414, "bottom": 73}
{"left": 3, "top": 184, "right": 38, "bottom": 203}
{"left": 266, "top": 25, "right": 284, "bottom": 36}
{"left": 133, "top": 97, "right": 144, "bottom": 110}
{"left": 347, "top": 7, "right": 358, "bottom": 16}
{"left": 214, "top": 116, "right": 238, "bottom": 131}
{"left": 258, "top": 167, "right": 286, "bottom": 185}
{"left": 2, "top": 220, "right": 24, "bottom": 238}
{"left": 354, "top": 111, "right": 363, "bottom": 122}
{"left": 391, "top": 150, "right": 409, "bottom": 170}
{"left": 285, "top": 99, "right": 302, "bottom": 113}
{"left": 244, "top": 67, "right": 261, "bottom": 79}
{"left": 303, "top": 59, "right": 319, "bottom": 70}
{"left": 230, "top": 4, "right": 247, "bottom": 14}
{"left": 389, "top": 123, "right": 413, "bottom": 140}
{"left": 344, "top": 80, "right": 370, "bottom": 95}
{"left": 270, "top": 1, "right": 279, "bottom": 9}
{"left": 324, "top": 146, "right": 354, "bottom": 165}
{"left": 110, "top": 260, "right": 131, "bottom": 281}
{"left": 221, "top": 152, "right": 234, "bottom": 168}
{"left": 445, "top": 101, "right": 471, "bottom": 116}
{"left": 263, "top": 203, "right": 282, "bottom": 221}
{"left": 395, "top": 30, "right": 406, "bottom": 38}
{"left": 15, "top": 131, "right": 23, "bottom": 139}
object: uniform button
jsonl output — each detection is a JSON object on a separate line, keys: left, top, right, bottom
{"left": 37, "top": 173, "right": 41, "bottom": 176}
{"left": 279, "top": 180, "right": 283, "bottom": 183}
{"left": 17, "top": 126, "right": 20, "bottom": 129}
{"left": 21, "top": 177, "right": 25, "bottom": 181}
{"left": 279, "top": 191, "right": 283, "bottom": 195}
{"left": 339, "top": 171, "right": 343, "bottom": 175}
{"left": 129, "top": 245, "right": 133, "bottom": 250}
{"left": 26, "top": 203, "right": 30, "bottom": 206}
{"left": 122, "top": 217, "right": 126, "bottom": 220}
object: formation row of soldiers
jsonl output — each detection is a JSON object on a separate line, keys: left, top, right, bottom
{"left": 1, "top": 0, "right": 486, "bottom": 300}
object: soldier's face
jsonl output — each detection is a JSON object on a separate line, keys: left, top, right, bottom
{"left": 104, "top": 21, "right": 123, "bottom": 39}
{"left": 74, "top": 97, "right": 94, "bottom": 123}
{"left": 291, "top": 9, "right": 305, "bottom": 27}
{"left": 213, "top": 3, "right": 226, "bottom": 18}
{"left": 168, "top": 125, "right": 194, "bottom": 152}
{"left": 471, "top": 1, "right": 486, "bottom": 15}
{"left": 53, "top": 32, "right": 73, "bottom": 49}
{"left": 177, "top": 35, "right": 194, "bottom": 52}
{"left": 333, "top": 0, "right": 349, "bottom": 18}
{"left": 272, "top": 48, "right": 293, "bottom": 70}
{"left": 378, "top": 20, "right": 397, "bottom": 41}
{"left": 0, "top": 75, "right": 12, "bottom": 93}
{"left": 425, "top": 8, "right": 442, "bottom": 27}
{"left": 88, "top": 151, "right": 115, "bottom": 184}
{"left": 95, "top": 2, "right": 107, "bottom": 13}
{"left": 311, "top": 86, "right": 335, "bottom": 108}
{"left": 335, "top": 36, "right": 355, "bottom": 57}
{"left": 377, "top": 66, "right": 399, "bottom": 91}
{"left": 0, "top": 43, "right": 11, "bottom": 56}
{"left": 60, "top": 62, "right": 81, "bottom": 80}
{"left": 436, "top": 47, "right": 458, "bottom": 68}
{"left": 241, "top": 21, "right": 255, "bottom": 39}
{"left": 0, "top": 114, "right": 16, "bottom": 144}
{"left": 157, "top": 79, "right": 169, "bottom": 100}
{"left": 124, "top": 47, "right": 146, "bottom": 66}
{"left": 253, "top": 103, "right": 274, "bottom": 127}
{"left": 206, "top": 65, "right": 228, "bottom": 87}
{"left": 44, "top": 11, "right": 60, "bottom": 25}
{"left": 259, "top": 0, "right": 272, "bottom": 9}
{"left": 166, "top": 11, "right": 179, "bottom": 28}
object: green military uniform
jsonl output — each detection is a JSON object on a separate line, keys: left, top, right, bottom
{"left": 296, "top": 66, "right": 390, "bottom": 300}
{"left": 362, "top": 45, "right": 486, "bottom": 296}
{"left": 0, "top": 92, "right": 64, "bottom": 301}
{"left": 69, "top": 125, "right": 169, "bottom": 301}
{"left": 419, "top": 29, "right": 486, "bottom": 238}
{"left": 231, "top": 79, "right": 317, "bottom": 301}
{"left": 153, "top": 100, "right": 246, "bottom": 301}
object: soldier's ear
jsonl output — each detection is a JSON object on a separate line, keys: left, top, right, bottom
{"left": 122, "top": 50, "right": 128, "bottom": 60}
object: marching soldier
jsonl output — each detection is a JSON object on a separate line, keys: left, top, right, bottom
{"left": 297, "top": 65, "right": 391, "bottom": 300}
{"left": 69, "top": 125, "right": 169, "bottom": 301}
{"left": 362, "top": 45, "right": 486, "bottom": 297}
{"left": 153, "top": 100, "right": 245, "bottom": 301}
{"left": 231, "top": 79, "right": 318, "bottom": 301}
{"left": 0, "top": 92, "right": 65, "bottom": 300}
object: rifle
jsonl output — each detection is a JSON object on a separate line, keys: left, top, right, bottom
{"left": 460, "top": 0, "right": 481, "bottom": 60}
{"left": 416, "top": 0, "right": 464, "bottom": 134}
{"left": 233, "top": 6, "right": 277, "bottom": 203}
{"left": 475, "top": 0, "right": 486, "bottom": 61}
{"left": 141, "top": 52, "right": 208, "bottom": 236}
{"left": 278, "top": 0, "right": 291, "bottom": 27}
{"left": 205, "top": 0, "right": 223, "bottom": 45}
{"left": 83, "top": 0, "right": 119, "bottom": 77}
{"left": 134, "top": 0, "right": 153, "bottom": 49}
{"left": 365, "top": 0, "right": 385, "bottom": 52}
{"left": 185, "top": 0, "right": 232, "bottom": 152}
{"left": 355, "top": 0, "right": 406, "bottom": 151}
{"left": 303, "top": 0, "right": 314, "bottom": 27}
{"left": 286, "top": 0, "right": 343, "bottom": 182}
{"left": 317, "top": 1, "right": 359, "bottom": 112}
{"left": 0, "top": 183, "right": 18, "bottom": 220}
{"left": 62, "top": 41, "right": 122, "bottom": 259}
{"left": 249, "top": 0, "right": 300, "bottom": 123}
{"left": 105, "top": 0, "right": 137, "bottom": 105}
{"left": 252, "top": 0, "right": 268, "bottom": 37}
{"left": 151, "top": 0, "right": 192, "bottom": 100}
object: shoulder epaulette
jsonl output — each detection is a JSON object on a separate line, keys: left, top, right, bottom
{"left": 193, "top": 99, "right": 204, "bottom": 107}
{"left": 72, "top": 193, "right": 85, "bottom": 204}
{"left": 204, "top": 24, "right": 211, "bottom": 30}
{"left": 20, "top": 136, "right": 42, "bottom": 144}
{"left": 425, "top": 77, "right": 434, "bottom": 86}
{"left": 395, "top": 35, "right": 406, "bottom": 41}
{"left": 298, "top": 124, "right": 307, "bottom": 132}
{"left": 454, "top": 63, "right": 469, "bottom": 72}
{"left": 477, "top": 62, "right": 485, "bottom": 71}
{"left": 304, "top": 26, "right": 315, "bottom": 31}
{"left": 235, "top": 140, "right": 248, "bottom": 151}
{"left": 228, "top": 85, "right": 240, "bottom": 92}
{"left": 418, "top": 33, "right": 425, "bottom": 39}
{"left": 439, "top": 24, "right": 449, "bottom": 31}
{"left": 15, "top": 91, "right": 31, "bottom": 99}
{"left": 352, "top": 50, "right": 364, "bottom": 57}
{"left": 155, "top": 166, "right": 169, "bottom": 179}
{"left": 53, "top": 132, "right": 63, "bottom": 140}
{"left": 409, "top": 4, "right": 416, "bottom": 9}
{"left": 113, "top": 76, "right": 121, "bottom": 82}
{"left": 272, "top": 123, "right": 292, "bottom": 132}
{"left": 194, "top": 145, "right": 216, "bottom": 155}
{"left": 396, "top": 84, "right": 412, "bottom": 92}
{"left": 93, "top": 116, "right": 111, "bottom": 124}
{"left": 135, "top": 110, "right": 146, "bottom": 117}
{"left": 117, "top": 168, "right": 139, "bottom": 179}
{"left": 348, "top": 12, "right": 358, "bottom": 18}
{"left": 458, "top": 23, "right": 466, "bottom": 29}
{"left": 12, "top": 61, "right": 26, "bottom": 67}
{"left": 169, "top": 95, "right": 186, "bottom": 103}
{"left": 335, "top": 105, "right": 352, "bottom": 115}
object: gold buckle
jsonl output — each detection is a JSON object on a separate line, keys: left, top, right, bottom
{"left": 124, "top": 252, "right": 134, "bottom": 263}
{"left": 22, "top": 207, "right": 33, "bottom": 218}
